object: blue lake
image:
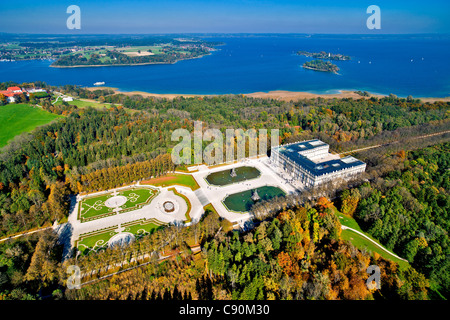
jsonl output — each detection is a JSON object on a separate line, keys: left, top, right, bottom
{"left": 0, "top": 34, "right": 449, "bottom": 97}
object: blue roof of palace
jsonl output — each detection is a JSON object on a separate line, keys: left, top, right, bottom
{"left": 275, "top": 140, "right": 365, "bottom": 177}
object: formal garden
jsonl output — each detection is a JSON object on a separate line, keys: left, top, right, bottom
{"left": 76, "top": 218, "right": 166, "bottom": 254}
{"left": 77, "top": 186, "right": 159, "bottom": 222}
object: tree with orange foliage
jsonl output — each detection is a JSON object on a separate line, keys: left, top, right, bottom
{"left": 316, "top": 197, "right": 333, "bottom": 212}
{"left": 277, "top": 251, "right": 293, "bottom": 276}
{"left": 397, "top": 149, "right": 406, "bottom": 160}
{"left": 340, "top": 188, "right": 361, "bottom": 217}
{"left": 0, "top": 93, "right": 7, "bottom": 105}
{"left": 277, "top": 210, "right": 291, "bottom": 223}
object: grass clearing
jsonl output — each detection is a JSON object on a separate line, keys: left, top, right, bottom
{"left": 54, "top": 98, "right": 111, "bottom": 109}
{"left": 341, "top": 229, "right": 409, "bottom": 270}
{"left": 335, "top": 209, "right": 409, "bottom": 270}
{"left": 0, "top": 103, "right": 62, "bottom": 147}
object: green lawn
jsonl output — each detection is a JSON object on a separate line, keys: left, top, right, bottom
{"left": 123, "top": 218, "right": 165, "bottom": 236}
{"left": 168, "top": 187, "right": 192, "bottom": 222}
{"left": 119, "top": 45, "right": 163, "bottom": 54}
{"left": 335, "top": 211, "right": 364, "bottom": 232}
{"left": 54, "top": 98, "right": 111, "bottom": 109}
{"left": 341, "top": 229, "right": 409, "bottom": 270}
{"left": 76, "top": 228, "right": 118, "bottom": 253}
{"left": 0, "top": 103, "right": 62, "bottom": 147}
{"left": 78, "top": 193, "right": 115, "bottom": 221}
{"left": 142, "top": 173, "right": 200, "bottom": 190}
{"left": 336, "top": 210, "right": 409, "bottom": 270}
{"left": 117, "top": 187, "right": 159, "bottom": 211}
{"left": 77, "top": 218, "right": 166, "bottom": 253}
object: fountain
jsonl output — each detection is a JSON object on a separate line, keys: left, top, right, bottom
{"left": 108, "top": 232, "right": 135, "bottom": 248}
{"left": 230, "top": 167, "right": 237, "bottom": 178}
{"left": 251, "top": 189, "right": 260, "bottom": 202}
{"left": 163, "top": 201, "right": 175, "bottom": 213}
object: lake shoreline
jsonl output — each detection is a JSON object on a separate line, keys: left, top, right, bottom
{"left": 86, "top": 87, "right": 450, "bottom": 102}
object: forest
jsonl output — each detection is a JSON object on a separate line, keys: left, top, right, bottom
{"left": 0, "top": 81, "right": 448, "bottom": 300}
{"left": 0, "top": 81, "right": 448, "bottom": 237}
{"left": 349, "top": 143, "right": 449, "bottom": 298}
{"left": 302, "top": 60, "right": 340, "bottom": 73}
{"left": 297, "top": 50, "right": 351, "bottom": 61}
{"left": 0, "top": 197, "right": 430, "bottom": 300}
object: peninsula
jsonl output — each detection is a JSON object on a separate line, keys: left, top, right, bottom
{"left": 0, "top": 34, "right": 220, "bottom": 68}
{"left": 50, "top": 44, "right": 215, "bottom": 68}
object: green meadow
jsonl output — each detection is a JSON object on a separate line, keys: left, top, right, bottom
{"left": 0, "top": 103, "right": 62, "bottom": 148}
{"left": 53, "top": 98, "right": 111, "bottom": 109}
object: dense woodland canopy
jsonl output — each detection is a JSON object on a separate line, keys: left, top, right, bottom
{"left": 350, "top": 143, "right": 449, "bottom": 297}
{"left": 0, "top": 81, "right": 448, "bottom": 300}
{"left": 0, "top": 200, "right": 430, "bottom": 300}
{"left": 0, "top": 82, "right": 448, "bottom": 235}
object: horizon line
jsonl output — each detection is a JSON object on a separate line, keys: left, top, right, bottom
{"left": 1, "top": 32, "right": 449, "bottom": 36}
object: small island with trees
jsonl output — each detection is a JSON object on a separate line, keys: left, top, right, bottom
{"left": 302, "top": 59, "right": 340, "bottom": 73}
{"left": 297, "top": 50, "right": 351, "bottom": 61}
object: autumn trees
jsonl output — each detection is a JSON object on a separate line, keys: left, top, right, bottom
{"left": 0, "top": 229, "right": 63, "bottom": 300}
{"left": 1, "top": 80, "right": 448, "bottom": 238}
{"left": 352, "top": 143, "right": 449, "bottom": 298}
{"left": 0, "top": 105, "right": 181, "bottom": 236}
{"left": 200, "top": 200, "right": 422, "bottom": 300}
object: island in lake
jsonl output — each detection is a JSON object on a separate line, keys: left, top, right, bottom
{"left": 302, "top": 60, "right": 340, "bottom": 73}
{"left": 297, "top": 50, "right": 350, "bottom": 61}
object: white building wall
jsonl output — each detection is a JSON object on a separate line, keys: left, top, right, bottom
{"left": 271, "top": 142, "right": 366, "bottom": 188}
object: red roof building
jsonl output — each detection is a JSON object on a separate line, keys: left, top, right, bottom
{"left": 0, "top": 87, "right": 24, "bottom": 97}
{"left": 0, "top": 87, "right": 24, "bottom": 102}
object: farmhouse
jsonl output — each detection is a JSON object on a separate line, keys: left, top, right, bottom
{"left": 26, "top": 88, "right": 47, "bottom": 94}
{"left": 270, "top": 139, "right": 366, "bottom": 188}
{"left": 0, "top": 86, "right": 24, "bottom": 103}
{"left": 62, "top": 96, "right": 73, "bottom": 102}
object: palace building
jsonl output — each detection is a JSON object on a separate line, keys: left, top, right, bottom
{"left": 270, "top": 139, "right": 366, "bottom": 188}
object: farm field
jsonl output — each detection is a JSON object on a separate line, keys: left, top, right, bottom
{"left": 0, "top": 103, "right": 62, "bottom": 147}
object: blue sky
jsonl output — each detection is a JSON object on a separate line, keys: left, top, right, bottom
{"left": 0, "top": 0, "right": 449, "bottom": 34}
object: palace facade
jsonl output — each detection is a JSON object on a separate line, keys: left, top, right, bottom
{"left": 270, "top": 139, "right": 366, "bottom": 188}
